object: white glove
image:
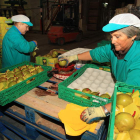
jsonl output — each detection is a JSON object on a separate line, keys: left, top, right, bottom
{"left": 58, "top": 55, "right": 78, "bottom": 65}
{"left": 80, "top": 106, "right": 106, "bottom": 123}
{"left": 34, "top": 46, "right": 39, "bottom": 51}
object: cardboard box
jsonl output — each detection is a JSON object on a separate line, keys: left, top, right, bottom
{"left": 36, "top": 49, "right": 68, "bottom": 67}
{"left": 0, "top": 17, "right": 13, "bottom": 24}
{"left": 47, "top": 57, "right": 58, "bottom": 67}
{"left": 36, "top": 56, "right": 48, "bottom": 66}
{"left": 36, "top": 55, "right": 58, "bottom": 68}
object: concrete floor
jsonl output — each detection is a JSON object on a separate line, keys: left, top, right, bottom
{"left": 24, "top": 30, "right": 107, "bottom": 63}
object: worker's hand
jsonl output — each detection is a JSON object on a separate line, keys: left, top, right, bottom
{"left": 58, "top": 55, "right": 78, "bottom": 66}
{"left": 34, "top": 46, "right": 39, "bottom": 51}
{"left": 80, "top": 106, "right": 106, "bottom": 124}
{"left": 33, "top": 40, "right": 37, "bottom": 46}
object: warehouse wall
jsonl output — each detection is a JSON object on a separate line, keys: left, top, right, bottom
{"left": 0, "top": 0, "right": 40, "bottom": 30}
{"left": 0, "top": 0, "right": 93, "bottom": 32}
{"left": 24, "top": 0, "right": 40, "bottom": 31}
{"left": 81, "top": 0, "right": 88, "bottom": 32}
{"left": 136, "top": 0, "right": 140, "bottom": 6}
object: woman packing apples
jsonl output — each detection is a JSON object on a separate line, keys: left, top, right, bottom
{"left": 58, "top": 13, "right": 140, "bottom": 123}
{"left": 2, "top": 15, "right": 38, "bottom": 68}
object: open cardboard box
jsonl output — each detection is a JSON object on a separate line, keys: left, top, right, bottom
{"left": 36, "top": 49, "right": 68, "bottom": 67}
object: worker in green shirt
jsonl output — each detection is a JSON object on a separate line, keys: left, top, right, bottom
{"left": 58, "top": 13, "right": 140, "bottom": 123}
{"left": 2, "top": 14, "right": 38, "bottom": 68}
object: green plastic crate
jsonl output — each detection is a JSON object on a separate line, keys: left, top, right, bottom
{"left": 0, "top": 61, "right": 52, "bottom": 106}
{"left": 58, "top": 63, "right": 112, "bottom": 107}
{"left": 107, "top": 82, "right": 140, "bottom": 140}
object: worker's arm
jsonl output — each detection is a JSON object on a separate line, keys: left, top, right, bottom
{"left": 58, "top": 44, "right": 111, "bottom": 65}
{"left": 9, "top": 31, "right": 37, "bottom": 53}
{"left": 80, "top": 103, "right": 111, "bottom": 124}
{"left": 78, "top": 51, "right": 93, "bottom": 60}
{"left": 58, "top": 51, "right": 92, "bottom": 65}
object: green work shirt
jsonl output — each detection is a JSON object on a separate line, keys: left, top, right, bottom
{"left": 90, "top": 41, "right": 140, "bottom": 86}
{"left": 2, "top": 26, "right": 36, "bottom": 68}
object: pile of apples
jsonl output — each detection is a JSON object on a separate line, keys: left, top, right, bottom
{"left": 44, "top": 50, "right": 67, "bottom": 67}
{"left": 114, "top": 90, "right": 140, "bottom": 140}
{"left": 74, "top": 88, "right": 111, "bottom": 99}
{"left": 0, "top": 65, "right": 44, "bottom": 91}
{"left": 44, "top": 50, "right": 58, "bottom": 58}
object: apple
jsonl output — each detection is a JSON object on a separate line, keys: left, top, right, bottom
{"left": 0, "top": 77, "right": 7, "bottom": 82}
{"left": 116, "top": 94, "right": 133, "bottom": 107}
{"left": 17, "top": 77, "right": 24, "bottom": 83}
{"left": 129, "top": 129, "right": 140, "bottom": 140}
{"left": 8, "top": 77, "right": 16, "bottom": 83}
{"left": 0, "top": 74, "right": 7, "bottom": 78}
{"left": 37, "top": 68, "right": 44, "bottom": 73}
{"left": 20, "top": 65, "right": 27, "bottom": 70}
{"left": 81, "top": 95, "right": 90, "bottom": 99}
{"left": 82, "top": 88, "right": 92, "bottom": 94}
{"left": 35, "top": 66, "right": 41, "bottom": 69}
{"left": 21, "top": 68, "right": 29, "bottom": 72}
{"left": 51, "top": 51, "right": 58, "bottom": 58}
{"left": 52, "top": 54, "right": 57, "bottom": 58}
{"left": 28, "top": 67, "right": 35, "bottom": 72}
{"left": 74, "top": 88, "right": 82, "bottom": 97}
{"left": 0, "top": 81, "right": 7, "bottom": 91}
{"left": 31, "top": 70, "right": 38, "bottom": 75}
{"left": 16, "top": 73, "right": 23, "bottom": 78}
{"left": 91, "top": 92, "right": 99, "bottom": 96}
{"left": 115, "top": 112, "right": 135, "bottom": 132}
{"left": 22, "top": 70, "right": 30, "bottom": 76}
{"left": 28, "top": 65, "right": 34, "bottom": 70}
{"left": 52, "top": 50, "right": 58, "bottom": 56}
{"left": 81, "top": 88, "right": 92, "bottom": 99}
{"left": 6, "top": 72, "right": 15, "bottom": 78}
{"left": 14, "top": 68, "right": 20, "bottom": 72}
{"left": 8, "top": 81, "right": 17, "bottom": 88}
{"left": 126, "top": 92, "right": 132, "bottom": 95}
{"left": 59, "top": 60, "right": 67, "bottom": 67}
{"left": 46, "top": 54, "right": 52, "bottom": 58}
{"left": 100, "top": 93, "right": 111, "bottom": 99}
{"left": 15, "top": 71, "right": 22, "bottom": 76}
{"left": 23, "top": 73, "right": 32, "bottom": 80}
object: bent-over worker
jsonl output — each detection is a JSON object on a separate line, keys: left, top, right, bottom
{"left": 2, "top": 14, "right": 38, "bottom": 68}
{"left": 58, "top": 13, "right": 140, "bottom": 123}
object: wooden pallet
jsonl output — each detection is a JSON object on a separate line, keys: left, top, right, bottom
{"left": 0, "top": 77, "right": 107, "bottom": 140}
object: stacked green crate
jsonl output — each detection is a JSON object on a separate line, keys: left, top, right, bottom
{"left": 0, "top": 17, "right": 13, "bottom": 68}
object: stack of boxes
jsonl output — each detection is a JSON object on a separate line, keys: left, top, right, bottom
{"left": 0, "top": 17, "right": 13, "bottom": 68}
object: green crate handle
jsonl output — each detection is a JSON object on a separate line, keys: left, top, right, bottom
{"left": 26, "top": 77, "right": 36, "bottom": 84}
{"left": 73, "top": 73, "right": 78, "bottom": 77}
{"left": 91, "top": 96, "right": 108, "bottom": 102}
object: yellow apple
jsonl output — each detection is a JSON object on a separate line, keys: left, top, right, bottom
{"left": 58, "top": 60, "right": 67, "bottom": 67}
{"left": 115, "top": 112, "right": 135, "bottom": 132}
